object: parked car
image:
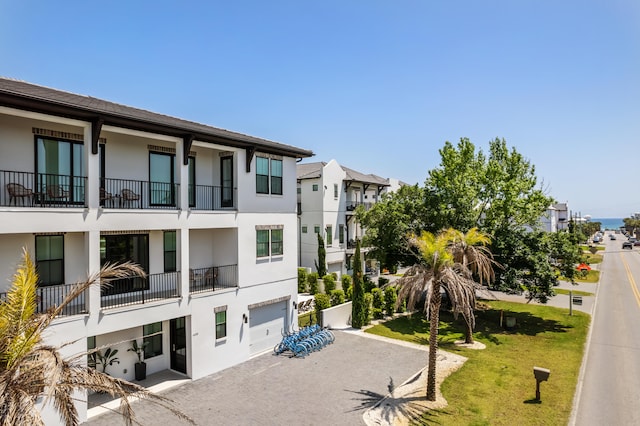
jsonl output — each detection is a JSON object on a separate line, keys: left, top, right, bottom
{"left": 622, "top": 241, "right": 633, "bottom": 249}
{"left": 610, "top": 234, "right": 617, "bottom": 240}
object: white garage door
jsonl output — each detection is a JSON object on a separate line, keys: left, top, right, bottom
{"left": 249, "top": 301, "right": 287, "bottom": 356}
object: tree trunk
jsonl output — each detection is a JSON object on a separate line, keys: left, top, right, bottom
{"left": 427, "top": 283, "right": 441, "bottom": 401}
{"left": 463, "top": 312, "right": 475, "bottom": 344}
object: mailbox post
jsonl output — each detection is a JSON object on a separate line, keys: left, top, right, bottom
{"left": 533, "top": 366, "right": 550, "bottom": 401}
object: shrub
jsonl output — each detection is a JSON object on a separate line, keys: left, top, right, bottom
{"left": 330, "top": 289, "right": 345, "bottom": 306}
{"left": 314, "top": 293, "right": 331, "bottom": 318}
{"left": 297, "top": 268, "right": 308, "bottom": 293}
{"left": 323, "top": 274, "right": 336, "bottom": 293}
{"left": 331, "top": 272, "right": 338, "bottom": 280}
{"left": 378, "top": 276, "right": 389, "bottom": 287}
{"left": 372, "top": 307, "right": 384, "bottom": 319}
{"left": 384, "top": 286, "right": 397, "bottom": 317}
{"left": 371, "top": 288, "right": 383, "bottom": 310}
{"left": 341, "top": 274, "right": 352, "bottom": 292}
{"left": 308, "top": 272, "right": 319, "bottom": 295}
{"left": 364, "top": 275, "right": 376, "bottom": 293}
{"left": 345, "top": 285, "right": 353, "bottom": 301}
{"left": 363, "top": 293, "right": 373, "bottom": 325}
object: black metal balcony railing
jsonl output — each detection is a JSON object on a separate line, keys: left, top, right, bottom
{"left": 189, "top": 264, "right": 238, "bottom": 294}
{"left": 0, "top": 283, "right": 88, "bottom": 318}
{"left": 345, "top": 201, "right": 373, "bottom": 212}
{"left": 102, "top": 178, "right": 180, "bottom": 209}
{"left": 189, "top": 184, "right": 236, "bottom": 210}
{"left": 101, "top": 271, "right": 180, "bottom": 309}
{"left": 2, "top": 170, "right": 86, "bottom": 208}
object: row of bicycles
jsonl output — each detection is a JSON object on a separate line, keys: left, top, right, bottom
{"left": 274, "top": 324, "right": 335, "bottom": 358}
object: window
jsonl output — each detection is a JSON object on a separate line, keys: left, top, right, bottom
{"left": 339, "top": 225, "right": 345, "bottom": 244}
{"left": 314, "top": 225, "right": 320, "bottom": 234}
{"left": 36, "top": 137, "right": 85, "bottom": 204}
{"left": 215, "top": 308, "right": 227, "bottom": 339}
{"left": 334, "top": 184, "right": 338, "bottom": 199}
{"left": 271, "top": 229, "right": 283, "bottom": 255}
{"left": 256, "top": 157, "right": 269, "bottom": 194}
{"left": 164, "top": 231, "right": 177, "bottom": 272}
{"left": 271, "top": 159, "right": 282, "bottom": 195}
{"left": 301, "top": 225, "right": 308, "bottom": 234}
{"left": 188, "top": 157, "right": 196, "bottom": 207}
{"left": 100, "top": 234, "right": 149, "bottom": 295}
{"left": 87, "top": 336, "right": 96, "bottom": 369}
{"left": 149, "top": 152, "right": 175, "bottom": 206}
{"left": 297, "top": 187, "right": 301, "bottom": 194}
{"left": 143, "top": 322, "right": 163, "bottom": 359}
{"left": 257, "top": 230, "right": 270, "bottom": 257}
{"left": 326, "top": 226, "right": 332, "bottom": 247}
{"left": 35, "top": 235, "right": 64, "bottom": 286}
{"left": 312, "top": 184, "right": 318, "bottom": 192}
{"left": 221, "top": 156, "right": 234, "bottom": 207}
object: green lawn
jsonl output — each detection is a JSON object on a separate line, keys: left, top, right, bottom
{"left": 579, "top": 245, "right": 604, "bottom": 251}
{"left": 554, "top": 288, "right": 593, "bottom": 297}
{"left": 574, "top": 270, "right": 599, "bottom": 283}
{"left": 365, "top": 301, "right": 590, "bottom": 425}
{"left": 581, "top": 252, "right": 603, "bottom": 264}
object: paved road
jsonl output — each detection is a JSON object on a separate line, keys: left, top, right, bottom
{"left": 85, "top": 331, "right": 427, "bottom": 426}
{"left": 573, "top": 233, "right": 640, "bottom": 425}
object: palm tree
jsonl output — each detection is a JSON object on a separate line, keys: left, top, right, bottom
{"left": 395, "top": 228, "right": 495, "bottom": 401}
{"left": 0, "top": 249, "right": 193, "bottom": 426}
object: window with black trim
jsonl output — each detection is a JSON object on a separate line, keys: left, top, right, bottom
{"left": 326, "top": 226, "right": 332, "bottom": 247}
{"left": 257, "top": 230, "right": 270, "bottom": 257}
{"left": 271, "top": 229, "right": 283, "bottom": 255}
{"left": 339, "top": 224, "right": 345, "bottom": 244}
{"left": 302, "top": 225, "right": 308, "bottom": 234}
{"left": 215, "top": 309, "right": 227, "bottom": 339}
{"left": 314, "top": 225, "right": 320, "bottom": 234}
{"left": 35, "top": 235, "right": 64, "bottom": 286}
{"left": 87, "top": 336, "right": 96, "bottom": 369}
{"left": 270, "top": 159, "right": 282, "bottom": 195}
{"left": 256, "top": 157, "right": 269, "bottom": 194}
{"left": 188, "top": 156, "right": 196, "bottom": 207}
{"left": 334, "top": 184, "right": 338, "bottom": 199}
{"left": 312, "top": 184, "right": 318, "bottom": 191}
{"left": 143, "top": 322, "right": 163, "bottom": 359}
{"left": 164, "top": 231, "right": 177, "bottom": 272}
{"left": 149, "top": 152, "right": 175, "bottom": 206}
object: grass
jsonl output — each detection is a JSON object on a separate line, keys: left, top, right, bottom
{"left": 554, "top": 288, "right": 593, "bottom": 296}
{"left": 581, "top": 252, "right": 603, "bottom": 264}
{"left": 573, "top": 270, "right": 599, "bottom": 283}
{"left": 297, "top": 311, "right": 317, "bottom": 327}
{"left": 579, "top": 245, "right": 604, "bottom": 251}
{"left": 365, "top": 301, "right": 590, "bottom": 426}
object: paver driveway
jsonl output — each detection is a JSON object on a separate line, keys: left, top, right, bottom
{"left": 85, "top": 330, "right": 428, "bottom": 425}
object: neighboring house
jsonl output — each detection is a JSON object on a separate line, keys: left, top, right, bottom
{"left": 0, "top": 78, "right": 312, "bottom": 424}
{"left": 532, "top": 203, "right": 570, "bottom": 232}
{"left": 296, "top": 160, "right": 394, "bottom": 278}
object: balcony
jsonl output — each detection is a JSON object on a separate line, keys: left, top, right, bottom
{"left": 0, "top": 282, "right": 88, "bottom": 318}
{"left": 102, "top": 178, "right": 179, "bottom": 210}
{"left": 100, "top": 271, "right": 180, "bottom": 310}
{"left": 189, "top": 184, "right": 236, "bottom": 211}
{"left": 345, "top": 201, "right": 373, "bottom": 212}
{"left": 2, "top": 170, "right": 86, "bottom": 208}
{"left": 189, "top": 264, "right": 238, "bottom": 294}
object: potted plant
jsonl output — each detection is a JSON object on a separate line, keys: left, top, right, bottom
{"left": 128, "top": 340, "right": 149, "bottom": 381}
{"left": 95, "top": 347, "right": 119, "bottom": 374}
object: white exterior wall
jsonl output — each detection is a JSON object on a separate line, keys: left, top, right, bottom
{"left": 0, "top": 103, "right": 305, "bottom": 424}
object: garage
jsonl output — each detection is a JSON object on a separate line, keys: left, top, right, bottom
{"left": 249, "top": 298, "right": 288, "bottom": 356}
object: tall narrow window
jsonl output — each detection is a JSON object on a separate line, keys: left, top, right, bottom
{"left": 270, "top": 159, "right": 282, "bottom": 195}
{"left": 143, "top": 322, "right": 163, "bottom": 359}
{"left": 326, "top": 226, "right": 332, "bottom": 247}
{"left": 35, "top": 235, "right": 64, "bottom": 286}
{"left": 188, "top": 157, "right": 196, "bottom": 208}
{"left": 87, "top": 336, "right": 96, "bottom": 369}
{"left": 339, "top": 224, "right": 345, "bottom": 245}
{"left": 271, "top": 229, "right": 283, "bottom": 255}
{"left": 256, "top": 230, "right": 270, "bottom": 257}
{"left": 36, "top": 137, "right": 85, "bottom": 204}
{"left": 100, "top": 234, "right": 149, "bottom": 295}
{"left": 149, "top": 152, "right": 175, "bottom": 206}
{"left": 164, "top": 231, "right": 177, "bottom": 272}
{"left": 312, "top": 184, "right": 318, "bottom": 192}
{"left": 215, "top": 308, "right": 227, "bottom": 339}
{"left": 221, "top": 156, "right": 234, "bottom": 207}
{"left": 334, "top": 184, "right": 338, "bottom": 199}
{"left": 256, "top": 157, "right": 269, "bottom": 194}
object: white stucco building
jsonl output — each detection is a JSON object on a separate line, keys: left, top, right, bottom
{"left": 297, "top": 160, "right": 398, "bottom": 277}
{"left": 0, "top": 78, "right": 312, "bottom": 423}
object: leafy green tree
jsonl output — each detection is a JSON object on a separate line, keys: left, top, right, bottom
{"left": 351, "top": 239, "right": 366, "bottom": 328}
{"left": 0, "top": 250, "right": 193, "bottom": 426}
{"left": 396, "top": 228, "right": 494, "bottom": 401}
{"left": 358, "top": 184, "right": 426, "bottom": 270}
{"left": 314, "top": 232, "right": 327, "bottom": 277}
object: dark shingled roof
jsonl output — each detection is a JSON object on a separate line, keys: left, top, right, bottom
{"left": 0, "top": 77, "right": 313, "bottom": 159}
{"left": 297, "top": 161, "right": 390, "bottom": 186}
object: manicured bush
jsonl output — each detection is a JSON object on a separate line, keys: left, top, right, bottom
{"left": 371, "top": 288, "right": 383, "bottom": 309}
{"left": 384, "top": 286, "right": 397, "bottom": 317}
{"left": 330, "top": 289, "right": 345, "bottom": 306}
{"left": 345, "top": 285, "right": 353, "bottom": 301}
{"left": 351, "top": 240, "right": 366, "bottom": 329}
{"left": 308, "top": 272, "right": 319, "bottom": 295}
{"left": 341, "top": 274, "right": 352, "bottom": 292}
{"left": 314, "top": 293, "right": 331, "bottom": 318}
{"left": 372, "top": 308, "right": 384, "bottom": 319}
{"left": 297, "top": 268, "right": 308, "bottom": 293}
{"left": 364, "top": 275, "right": 377, "bottom": 293}
{"left": 323, "top": 274, "right": 336, "bottom": 293}
{"left": 378, "top": 276, "right": 389, "bottom": 287}
{"left": 363, "top": 293, "right": 373, "bottom": 325}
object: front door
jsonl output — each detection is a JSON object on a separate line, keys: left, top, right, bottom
{"left": 170, "top": 317, "right": 187, "bottom": 374}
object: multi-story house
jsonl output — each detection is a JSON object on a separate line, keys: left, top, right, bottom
{"left": 0, "top": 78, "right": 312, "bottom": 423}
{"left": 296, "top": 160, "right": 391, "bottom": 278}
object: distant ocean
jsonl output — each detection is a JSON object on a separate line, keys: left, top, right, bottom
{"left": 591, "top": 218, "right": 624, "bottom": 229}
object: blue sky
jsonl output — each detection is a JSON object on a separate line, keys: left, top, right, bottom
{"left": 1, "top": 1, "right": 638, "bottom": 217}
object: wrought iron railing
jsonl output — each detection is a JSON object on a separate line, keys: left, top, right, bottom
{"left": 0, "top": 282, "right": 87, "bottom": 317}
{"left": 2, "top": 170, "right": 86, "bottom": 207}
{"left": 101, "top": 178, "right": 180, "bottom": 209}
{"left": 189, "top": 184, "right": 236, "bottom": 210}
{"left": 100, "top": 271, "right": 180, "bottom": 309}
{"left": 345, "top": 201, "right": 373, "bottom": 212}
{"left": 189, "top": 264, "right": 238, "bottom": 294}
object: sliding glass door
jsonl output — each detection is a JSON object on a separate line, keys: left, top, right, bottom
{"left": 35, "top": 137, "right": 85, "bottom": 204}
{"left": 149, "top": 152, "right": 175, "bottom": 206}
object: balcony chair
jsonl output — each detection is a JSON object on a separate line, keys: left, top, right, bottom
{"left": 100, "top": 187, "right": 114, "bottom": 206}
{"left": 6, "top": 183, "right": 34, "bottom": 206}
{"left": 204, "top": 267, "right": 219, "bottom": 287}
{"left": 46, "top": 184, "right": 69, "bottom": 205}
{"left": 121, "top": 188, "right": 141, "bottom": 208}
